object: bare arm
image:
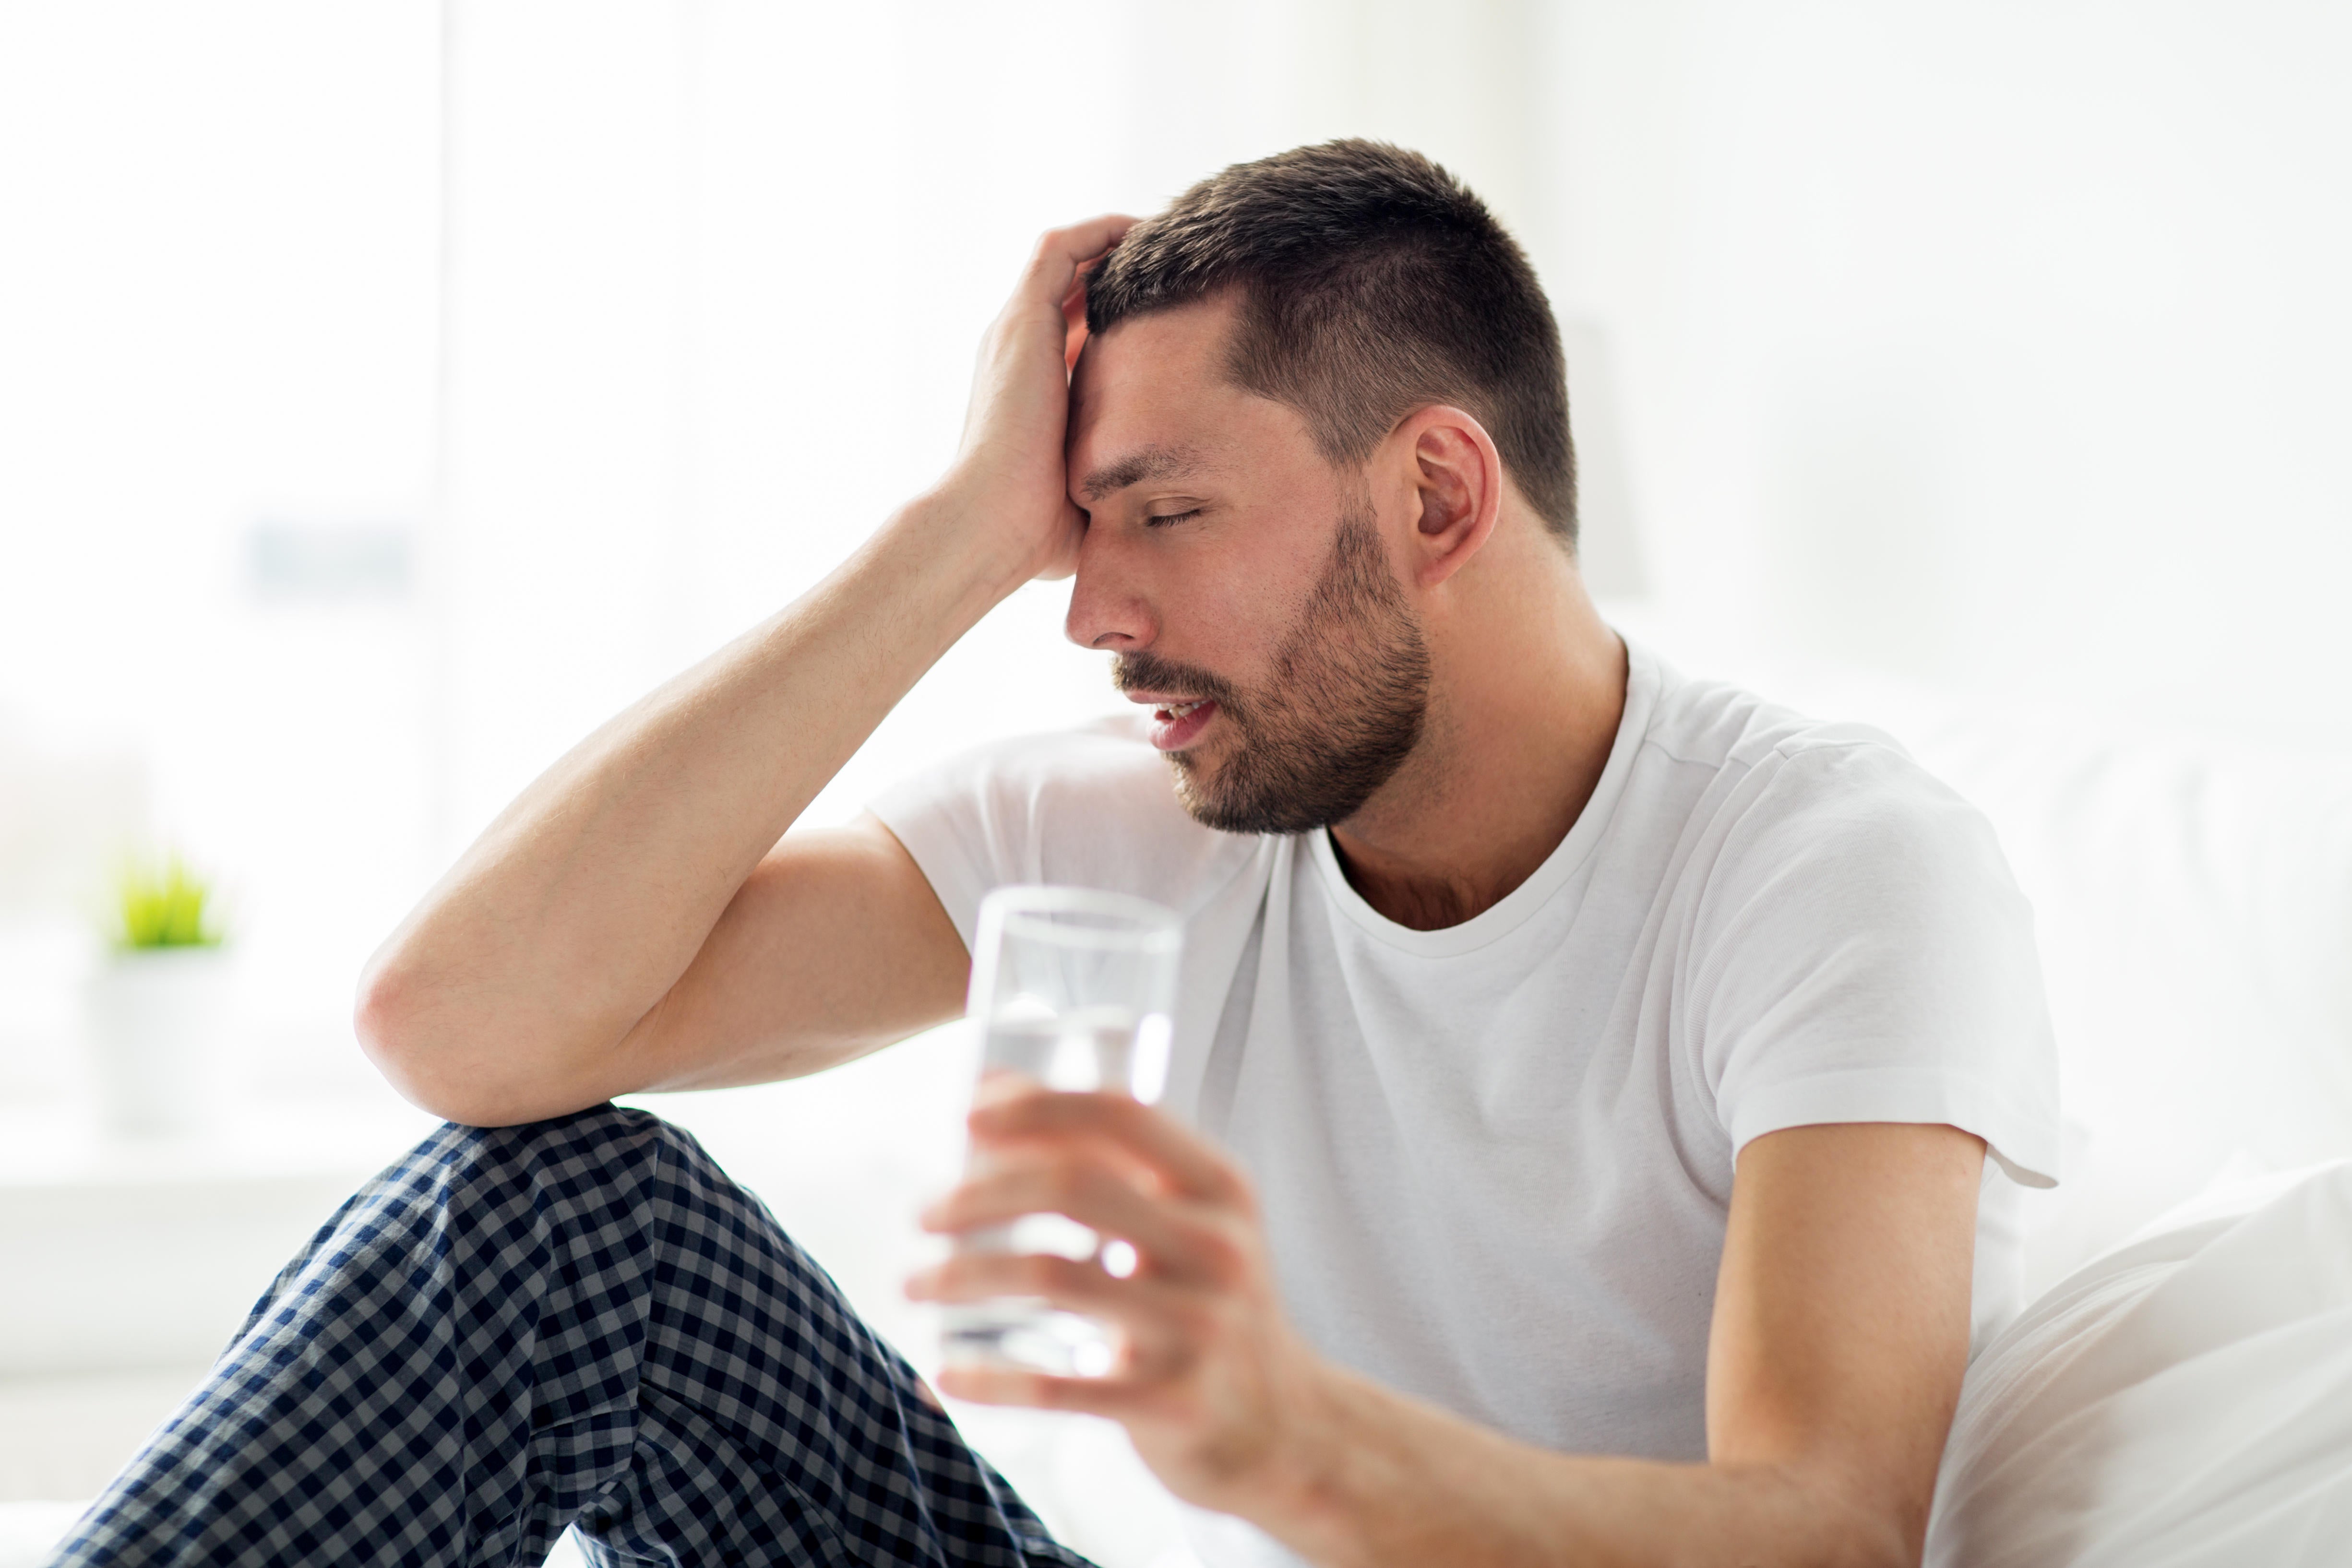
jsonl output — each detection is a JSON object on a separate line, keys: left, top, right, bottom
{"left": 1265, "top": 1122, "right": 1982, "bottom": 1566}
{"left": 357, "top": 216, "right": 1130, "bottom": 1127}
{"left": 917, "top": 1115, "right": 1985, "bottom": 1568}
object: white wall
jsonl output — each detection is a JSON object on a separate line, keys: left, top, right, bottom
{"left": 1549, "top": 0, "right": 2352, "bottom": 740}
{"left": 433, "top": 0, "right": 1140, "bottom": 849}
{"left": 0, "top": 2, "right": 439, "bottom": 1079}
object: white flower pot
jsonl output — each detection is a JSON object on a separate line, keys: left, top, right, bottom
{"left": 83, "top": 946, "right": 232, "bottom": 1138}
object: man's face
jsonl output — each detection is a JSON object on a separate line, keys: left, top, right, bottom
{"left": 1064, "top": 297, "right": 1430, "bottom": 835}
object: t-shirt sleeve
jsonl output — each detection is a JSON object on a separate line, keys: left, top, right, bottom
{"left": 867, "top": 719, "right": 1259, "bottom": 957}
{"left": 867, "top": 748, "right": 1016, "bottom": 956}
{"left": 1691, "top": 740, "right": 2061, "bottom": 1188}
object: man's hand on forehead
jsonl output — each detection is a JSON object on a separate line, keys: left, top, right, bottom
{"left": 928, "top": 216, "right": 1135, "bottom": 587}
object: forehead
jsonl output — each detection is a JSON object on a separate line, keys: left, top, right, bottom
{"left": 1068, "top": 297, "right": 1316, "bottom": 499}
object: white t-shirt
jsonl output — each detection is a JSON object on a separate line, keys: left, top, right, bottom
{"left": 873, "top": 638, "right": 2058, "bottom": 1562}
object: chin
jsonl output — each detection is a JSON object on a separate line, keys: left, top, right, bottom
{"left": 1166, "top": 756, "right": 1315, "bottom": 837}
{"left": 1165, "top": 754, "right": 1246, "bottom": 834}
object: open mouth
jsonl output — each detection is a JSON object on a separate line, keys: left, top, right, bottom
{"left": 1140, "top": 696, "right": 1219, "bottom": 752}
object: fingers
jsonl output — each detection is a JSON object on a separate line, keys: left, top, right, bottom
{"left": 971, "top": 215, "right": 1132, "bottom": 382}
{"left": 931, "top": 1358, "right": 1160, "bottom": 1418}
{"left": 1026, "top": 214, "right": 1136, "bottom": 297}
{"left": 908, "top": 1246, "right": 1137, "bottom": 1315}
{"left": 1017, "top": 214, "right": 1134, "bottom": 356}
{"left": 921, "top": 1154, "right": 1247, "bottom": 1287}
{"left": 1063, "top": 276, "right": 1092, "bottom": 372}
{"left": 907, "top": 1251, "right": 1214, "bottom": 1386}
{"left": 969, "top": 1089, "right": 1251, "bottom": 1208}
{"left": 907, "top": 1086, "right": 1277, "bottom": 1431}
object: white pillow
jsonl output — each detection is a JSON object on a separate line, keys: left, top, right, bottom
{"left": 1926, "top": 1160, "right": 2352, "bottom": 1565}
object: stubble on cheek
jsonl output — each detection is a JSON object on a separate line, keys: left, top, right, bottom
{"left": 1160, "top": 511, "right": 1430, "bottom": 836}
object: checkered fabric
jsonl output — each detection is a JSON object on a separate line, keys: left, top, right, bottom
{"left": 47, "top": 1104, "right": 1097, "bottom": 1568}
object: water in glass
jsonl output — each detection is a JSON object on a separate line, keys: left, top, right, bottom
{"left": 939, "top": 887, "right": 1181, "bottom": 1379}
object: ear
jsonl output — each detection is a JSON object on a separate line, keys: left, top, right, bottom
{"left": 1392, "top": 405, "right": 1502, "bottom": 589}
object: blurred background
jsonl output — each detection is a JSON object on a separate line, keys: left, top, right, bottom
{"left": 2, "top": 2, "right": 2348, "bottom": 1563}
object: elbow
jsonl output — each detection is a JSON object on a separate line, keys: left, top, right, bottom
{"left": 1759, "top": 1460, "right": 1926, "bottom": 1568}
{"left": 354, "top": 954, "right": 516, "bottom": 1128}
{"left": 1829, "top": 1483, "right": 1928, "bottom": 1568}
{"left": 354, "top": 948, "right": 618, "bottom": 1128}
{"left": 354, "top": 952, "right": 465, "bottom": 1122}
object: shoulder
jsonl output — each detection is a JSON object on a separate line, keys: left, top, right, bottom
{"left": 1640, "top": 660, "right": 1908, "bottom": 784}
{"left": 1634, "top": 666, "right": 2058, "bottom": 1188}
{"left": 1643, "top": 663, "right": 1990, "bottom": 868}
{"left": 1617, "top": 658, "right": 2028, "bottom": 950}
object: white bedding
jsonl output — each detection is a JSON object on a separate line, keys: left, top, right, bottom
{"left": 1927, "top": 1160, "right": 2352, "bottom": 1565}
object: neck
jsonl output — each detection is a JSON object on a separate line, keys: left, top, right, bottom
{"left": 1327, "top": 549, "right": 1626, "bottom": 932}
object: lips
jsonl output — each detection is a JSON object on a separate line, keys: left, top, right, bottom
{"left": 1139, "top": 696, "right": 1219, "bottom": 752}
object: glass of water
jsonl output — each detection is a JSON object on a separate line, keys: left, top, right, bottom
{"left": 940, "top": 884, "right": 1182, "bottom": 1379}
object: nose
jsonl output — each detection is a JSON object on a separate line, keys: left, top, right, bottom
{"left": 1063, "top": 523, "right": 1157, "bottom": 651}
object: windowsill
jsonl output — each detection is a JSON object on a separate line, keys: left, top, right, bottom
{"left": 0, "top": 1086, "right": 439, "bottom": 1192}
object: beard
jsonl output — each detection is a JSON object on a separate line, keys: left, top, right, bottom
{"left": 1113, "top": 504, "right": 1432, "bottom": 836}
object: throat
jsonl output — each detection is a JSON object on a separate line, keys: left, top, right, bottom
{"left": 1322, "top": 626, "right": 1629, "bottom": 933}
{"left": 1324, "top": 832, "right": 1521, "bottom": 931}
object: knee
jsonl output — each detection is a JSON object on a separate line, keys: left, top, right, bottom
{"left": 387, "top": 1102, "right": 685, "bottom": 1234}
{"left": 438, "top": 1101, "right": 655, "bottom": 1164}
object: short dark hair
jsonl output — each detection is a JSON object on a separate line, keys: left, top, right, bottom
{"left": 1086, "top": 140, "right": 1577, "bottom": 545}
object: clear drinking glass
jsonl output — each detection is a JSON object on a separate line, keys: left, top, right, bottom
{"left": 940, "top": 884, "right": 1183, "bottom": 1379}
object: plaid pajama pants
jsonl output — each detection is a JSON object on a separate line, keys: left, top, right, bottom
{"left": 47, "top": 1104, "right": 1098, "bottom": 1568}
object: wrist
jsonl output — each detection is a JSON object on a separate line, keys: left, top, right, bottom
{"left": 892, "top": 469, "right": 1060, "bottom": 600}
{"left": 862, "top": 487, "right": 1033, "bottom": 639}
{"left": 1244, "top": 1352, "right": 1376, "bottom": 1562}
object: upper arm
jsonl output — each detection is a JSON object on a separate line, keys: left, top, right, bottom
{"left": 1707, "top": 1121, "right": 1987, "bottom": 1562}
{"left": 612, "top": 812, "right": 970, "bottom": 1096}
{"left": 1695, "top": 746, "right": 2058, "bottom": 1189}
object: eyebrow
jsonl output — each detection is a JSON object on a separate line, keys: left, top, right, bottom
{"left": 1075, "top": 444, "right": 1209, "bottom": 503}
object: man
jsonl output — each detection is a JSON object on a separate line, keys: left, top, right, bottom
{"left": 54, "top": 142, "right": 2054, "bottom": 1568}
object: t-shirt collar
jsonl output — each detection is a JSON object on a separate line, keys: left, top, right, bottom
{"left": 1305, "top": 633, "right": 1662, "bottom": 957}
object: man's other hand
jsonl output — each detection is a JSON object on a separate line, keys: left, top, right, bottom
{"left": 938, "top": 216, "right": 1134, "bottom": 587}
{"left": 907, "top": 1084, "right": 1334, "bottom": 1518}
{"left": 910, "top": 1108, "right": 1985, "bottom": 1568}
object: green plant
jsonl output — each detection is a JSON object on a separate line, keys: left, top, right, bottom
{"left": 112, "top": 855, "right": 223, "bottom": 950}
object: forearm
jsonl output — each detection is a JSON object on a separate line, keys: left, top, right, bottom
{"left": 1259, "top": 1365, "right": 1911, "bottom": 1568}
{"left": 357, "top": 490, "right": 1019, "bottom": 1122}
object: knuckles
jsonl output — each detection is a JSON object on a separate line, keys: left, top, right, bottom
{"left": 957, "top": 1152, "right": 1118, "bottom": 1223}
{"left": 1041, "top": 1160, "right": 1098, "bottom": 1212}
{"left": 1186, "top": 1220, "right": 1253, "bottom": 1291}
{"left": 937, "top": 1250, "right": 1097, "bottom": 1302}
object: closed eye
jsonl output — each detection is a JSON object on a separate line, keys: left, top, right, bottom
{"left": 1145, "top": 508, "right": 1203, "bottom": 528}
